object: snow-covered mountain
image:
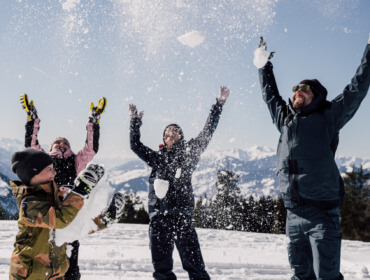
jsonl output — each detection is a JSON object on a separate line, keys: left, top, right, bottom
{"left": 106, "top": 145, "right": 370, "bottom": 207}
{"left": 1, "top": 138, "right": 370, "bottom": 216}
{"left": 0, "top": 138, "right": 25, "bottom": 215}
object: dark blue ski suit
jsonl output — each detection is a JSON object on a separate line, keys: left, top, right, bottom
{"left": 130, "top": 102, "right": 223, "bottom": 280}
{"left": 258, "top": 43, "right": 370, "bottom": 280}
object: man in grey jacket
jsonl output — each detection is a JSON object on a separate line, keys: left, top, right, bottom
{"left": 257, "top": 37, "right": 370, "bottom": 280}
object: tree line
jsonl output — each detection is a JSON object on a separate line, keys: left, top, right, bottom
{"left": 1, "top": 167, "right": 369, "bottom": 241}
{"left": 193, "top": 167, "right": 370, "bottom": 242}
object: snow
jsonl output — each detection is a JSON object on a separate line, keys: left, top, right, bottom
{"left": 177, "top": 31, "right": 205, "bottom": 48}
{"left": 253, "top": 47, "right": 271, "bottom": 69}
{"left": 153, "top": 178, "right": 169, "bottom": 199}
{"left": 55, "top": 176, "right": 115, "bottom": 246}
{"left": 108, "top": 168, "right": 151, "bottom": 185}
{"left": 62, "top": 0, "right": 80, "bottom": 12}
{"left": 1, "top": 221, "right": 370, "bottom": 279}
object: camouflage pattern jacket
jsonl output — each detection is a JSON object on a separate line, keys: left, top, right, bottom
{"left": 9, "top": 180, "right": 84, "bottom": 280}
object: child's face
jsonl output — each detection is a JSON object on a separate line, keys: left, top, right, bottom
{"left": 51, "top": 139, "right": 69, "bottom": 153}
{"left": 29, "top": 164, "right": 56, "bottom": 185}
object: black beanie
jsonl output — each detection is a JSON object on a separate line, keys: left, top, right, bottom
{"left": 163, "top": 124, "right": 184, "bottom": 143}
{"left": 11, "top": 148, "right": 54, "bottom": 185}
{"left": 300, "top": 79, "right": 328, "bottom": 99}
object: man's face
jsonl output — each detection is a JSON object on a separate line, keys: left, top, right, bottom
{"left": 30, "top": 164, "right": 56, "bottom": 185}
{"left": 164, "top": 126, "right": 181, "bottom": 149}
{"left": 51, "top": 139, "right": 69, "bottom": 153}
{"left": 292, "top": 84, "right": 315, "bottom": 111}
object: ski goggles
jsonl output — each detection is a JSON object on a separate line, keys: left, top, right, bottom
{"left": 292, "top": 84, "right": 311, "bottom": 93}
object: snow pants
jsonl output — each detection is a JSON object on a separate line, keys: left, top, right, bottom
{"left": 149, "top": 214, "right": 210, "bottom": 280}
{"left": 64, "top": 240, "right": 81, "bottom": 280}
{"left": 286, "top": 206, "right": 344, "bottom": 280}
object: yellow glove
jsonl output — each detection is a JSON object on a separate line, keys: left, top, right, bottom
{"left": 89, "top": 97, "right": 107, "bottom": 124}
{"left": 20, "top": 94, "right": 38, "bottom": 121}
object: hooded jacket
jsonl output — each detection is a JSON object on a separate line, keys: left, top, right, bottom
{"left": 130, "top": 102, "right": 223, "bottom": 218}
{"left": 25, "top": 118, "right": 99, "bottom": 186}
{"left": 9, "top": 180, "right": 84, "bottom": 279}
{"left": 258, "top": 44, "right": 370, "bottom": 209}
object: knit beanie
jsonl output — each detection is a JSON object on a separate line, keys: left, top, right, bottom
{"left": 163, "top": 124, "right": 184, "bottom": 143}
{"left": 49, "top": 137, "right": 71, "bottom": 152}
{"left": 299, "top": 79, "right": 328, "bottom": 99}
{"left": 11, "top": 148, "right": 54, "bottom": 185}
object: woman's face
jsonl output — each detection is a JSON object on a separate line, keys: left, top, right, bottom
{"left": 164, "top": 126, "right": 181, "bottom": 149}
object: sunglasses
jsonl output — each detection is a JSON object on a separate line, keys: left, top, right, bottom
{"left": 292, "top": 84, "right": 311, "bottom": 93}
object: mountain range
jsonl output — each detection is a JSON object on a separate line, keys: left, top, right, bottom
{"left": 1, "top": 137, "right": 370, "bottom": 215}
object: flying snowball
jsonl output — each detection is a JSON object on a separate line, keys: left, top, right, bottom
{"left": 177, "top": 31, "right": 205, "bottom": 48}
{"left": 253, "top": 47, "right": 270, "bottom": 69}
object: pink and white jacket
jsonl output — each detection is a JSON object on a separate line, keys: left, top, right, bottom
{"left": 25, "top": 118, "right": 100, "bottom": 186}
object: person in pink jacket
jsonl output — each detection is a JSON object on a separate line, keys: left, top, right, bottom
{"left": 20, "top": 94, "right": 124, "bottom": 280}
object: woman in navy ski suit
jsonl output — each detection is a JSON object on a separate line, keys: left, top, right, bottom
{"left": 129, "top": 86, "right": 230, "bottom": 280}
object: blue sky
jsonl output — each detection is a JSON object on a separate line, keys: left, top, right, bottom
{"left": 0, "top": 0, "right": 369, "bottom": 163}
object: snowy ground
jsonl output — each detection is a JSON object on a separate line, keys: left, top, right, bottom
{"left": 0, "top": 221, "right": 369, "bottom": 280}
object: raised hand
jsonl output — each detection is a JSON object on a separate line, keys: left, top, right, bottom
{"left": 72, "top": 163, "right": 105, "bottom": 198}
{"left": 217, "top": 86, "right": 230, "bottom": 105}
{"left": 89, "top": 97, "right": 107, "bottom": 124}
{"left": 253, "top": 37, "right": 275, "bottom": 69}
{"left": 129, "top": 104, "right": 144, "bottom": 120}
{"left": 20, "top": 93, "right": 38, "bottom": 121}
{"left": 258, "top": 37, "right": 275, "bottom": 59}
{"left": 100, "top": 192, "right": 125, "bottom": 225}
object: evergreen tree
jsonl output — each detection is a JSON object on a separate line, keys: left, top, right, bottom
{"left": 272, "top": 195, "right": 286, "bottom": 234}
{"left": 193, "top": 197, "right": 205, "bottom": 228}
{"left": 340, "top": 166, "right": 370, "bottom": 241}
{"left": 240, "top": 195, "right": 258, "bottom": 232}
{"left": 211, "top": 170, "right": 241, "bottom": 230}
{"left": 135, "top": 206, "right": 150, "bottom": 224}
{"left": 118, "top": 192, "right": 149, "bottom": 224}
{"left": 194, "top": 195, "right": 216, "bottom": 229}
{"left": 255, "top": 196, "right": 275, "bottom": 233}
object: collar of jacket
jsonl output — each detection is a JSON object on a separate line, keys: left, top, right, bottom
{"left": 10, "top": 181, "right": 57, "bottom": 206}
{"left": 160, "top": 139, "right": 186, "bottom": 154}
{"left": 49, "top": 147, "right": 74, "bottom": 158}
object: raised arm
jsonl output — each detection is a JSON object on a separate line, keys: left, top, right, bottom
{"left": 256, "top": 38, "right": 288, "bottom": 132}
{"left": 75, "top": 97, "right": 106, "bottom": 174}
{"left": 331, "top": 42, "right": 370, "bottom": 130}
{"left": 21, "top": 94, "right": 43, "bottom": 151}
{"left": 258, "top": 62, "right": 288, "bottom": 132}
{"left": 190, "top": 86, "right": 229, "bottom": 156}
{"left": 129, "top": 104, "right": 158, "bottom": 167}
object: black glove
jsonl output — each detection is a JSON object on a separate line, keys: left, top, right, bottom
{"left": 259, "top": 37, "right": 275, "bottom": 60}
{"left": 72, "top": 163, "right": 105, "bottom": 198}
{"left": 20, "top": 94, "right": 38, "bottom": 121}
{"left": 101, "top": 193, "right": 125, "bottom": 225}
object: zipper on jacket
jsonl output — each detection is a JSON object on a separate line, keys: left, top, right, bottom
{"left": 289, "top": 115, "right": 302, "bottom": 207}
